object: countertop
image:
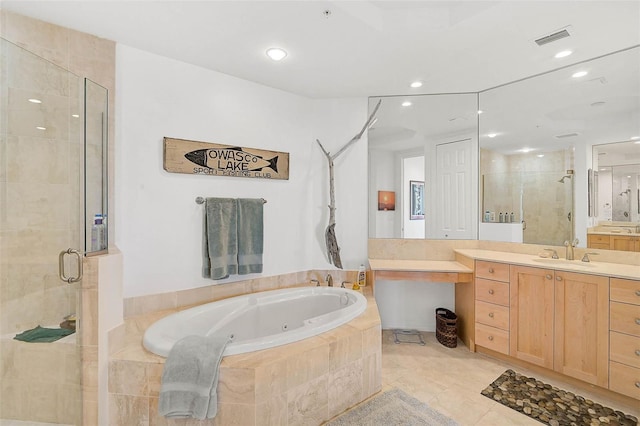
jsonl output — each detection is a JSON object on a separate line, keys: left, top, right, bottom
{"left": 368, "top": 259, "right": 473, "bottom": 273}
{"left": 454, "top": 249, "right": 640, "bottom": 280}
{"left": 588, "top": 230, "right": 640, "bottom": 236}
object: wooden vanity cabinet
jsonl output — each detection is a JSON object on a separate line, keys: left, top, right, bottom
{"left": 509, "top": 266, "right": 609, "bottom": 386}
{"left": 609, "top": 278, "right": 640, "bottom": 399}
{"left": 474, "top": 261, "right": 510, "bottom": 355}
{"left": 587, "top": 234, "right": 640, "bottom": 252}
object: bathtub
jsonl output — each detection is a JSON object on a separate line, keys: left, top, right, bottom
{"left": 143, "top": 286, "right": 367, "bottom": 357}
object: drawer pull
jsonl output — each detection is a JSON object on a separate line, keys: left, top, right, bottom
{"left": 488, "top": 289, "right": 494, "bottom": 295}
{"left": 636, "top": 382, "right": 640, "bottom": 389}
{"left": 488, "top": 312, "right": 494, "bottom": 318}
{"left": 635, "top": 349, "right": 640, "bottom": 357}
{"left": 488, "top": 268, "right": 494, "bottom": 273}
{"left": 636, "top": 290, "right": 640, "bottom": 297}
{"left": 488, "top": 336, "right": 494, "bottom": 341}
{"left": 556, "top": 276, "right": 563, "bottom": 281}
{"left": 636, "top": 318, "right": 640, "bottom": 325}
{"left": 546, "top": 274, "right": 552, "bottom": 280}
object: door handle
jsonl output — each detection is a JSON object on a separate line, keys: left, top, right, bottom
{"left": 59, "top": 248, "right": 83, "bottom": 283}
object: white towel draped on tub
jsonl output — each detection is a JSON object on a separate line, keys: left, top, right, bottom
{"left": 203, "top": 197, "right": 263, "bottom": 279}
{"left": 158, "top": 335, "right": 229, "bottom": 420}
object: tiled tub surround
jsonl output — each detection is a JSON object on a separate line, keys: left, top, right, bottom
{"left": 109, "top": 273, "right": 381, "bottom": 425}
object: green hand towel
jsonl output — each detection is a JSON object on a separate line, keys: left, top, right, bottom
{"left": 14, "top": 325, "right": 74, "bottom": 343}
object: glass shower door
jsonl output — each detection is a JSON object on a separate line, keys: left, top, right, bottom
{"left": 0, "top": 39, "right": 84, "bottom": 425}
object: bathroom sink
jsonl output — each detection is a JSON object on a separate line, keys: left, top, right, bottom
{"left": 532, "top": 258, "right": 595, "bottom": 267}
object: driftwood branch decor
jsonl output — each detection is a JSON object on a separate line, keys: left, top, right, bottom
{"left": 316, "top": 100, "right": 382, "bottom": 268}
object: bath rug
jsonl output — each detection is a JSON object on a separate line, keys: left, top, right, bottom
{"left": 326, "top": 387, "right": 458, "bottom": 425}
{"left": 481, "top": 369, "right": 638, "bottom": 425}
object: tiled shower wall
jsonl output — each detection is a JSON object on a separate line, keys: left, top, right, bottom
{"left": 481, "top": 148, "right": 574, "bottom": 245}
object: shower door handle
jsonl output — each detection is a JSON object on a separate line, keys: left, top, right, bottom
{"left": 59, "top": 248, "right": 83, "bottom": 283}
{"left": 522, "top": 220, "right": 526, "bottom": 231}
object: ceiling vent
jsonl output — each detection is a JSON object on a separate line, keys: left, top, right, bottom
{"left": 535, "top": 29, "right": 571, "bottom": 46}
{"left": 555, "top": 132, "right": 579, "bottom": 139}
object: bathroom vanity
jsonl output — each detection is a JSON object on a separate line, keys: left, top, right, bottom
{"left": 455, "top": 249, "right": 640, "bottom": 401}
{"left": 587, "top": 223, "right": 640, "bottom": 252}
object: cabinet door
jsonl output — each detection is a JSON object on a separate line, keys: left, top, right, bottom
{"left": 554, "top": 271, "right": 609, "bottom": 387}
{"left": 611, "top": 235, "right": 639, "bottom": 252}
{"left": 510, "top": 266, "right": 554, "bottom": 368}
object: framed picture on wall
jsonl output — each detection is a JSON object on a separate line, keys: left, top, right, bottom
{"left": 410, "top": 180, "right": 424, "bottom": 220}
{"left": 377, "top": 191, "right": 396, "bottom": 211}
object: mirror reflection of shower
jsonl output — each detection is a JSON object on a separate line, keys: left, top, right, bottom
{"left": 597, "top": 164, "right": 640, "bottom": 222}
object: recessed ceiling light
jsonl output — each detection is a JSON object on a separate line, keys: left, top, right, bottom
{"left": 71, "top": 114, "right": 80, "bottom": 118}
{"left": 266, "top": 48, "right": 287, "bottom": 61}
{"left": 477, "top": 110, "right": 483, "bottom": 115}
{"left": 28, "top": 98, "right": 42, "bottom": 104}
{"left": 36, "top": 126, "right": 46, "bottom": 130}
{"left": 520, "top": 147, "right": 533, "bottom": 153}
{"left": 555, "top": 50, "right": 572, "bottom": 58}
{"left": 487, "top": 133, "right": 497, "bottom": 138}
{"left": 572, "top": 70, "right": 588, "bottom": 78}
{"left": 537, "top": 154, "right": 545, "bottom": 158}
{"left": 401, "top": 101, "right": 412, "bottom": 107}
{"left": 630, "top": 136, "right": 640, "bottom": 140}
{"left": 410, "top": 81, "right": 423, "bottom": 88}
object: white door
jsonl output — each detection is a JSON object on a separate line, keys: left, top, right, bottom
{"left": 435, "top": 139, "right": 474, "bottom": 239}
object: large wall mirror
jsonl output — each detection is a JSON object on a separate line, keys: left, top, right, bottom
{"left": 369, "top": 45, "right": 640, "bottom": 252}
{"left": 368, "top": 94, "right": 478, "bottom": 239}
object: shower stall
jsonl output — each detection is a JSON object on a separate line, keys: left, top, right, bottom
{"left": 0, "top": 38, "right": 108, "bottom": 425}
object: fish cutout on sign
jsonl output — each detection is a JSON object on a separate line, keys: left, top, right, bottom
{"left": 184, "top": 147, "right": 279, "bottom": 173}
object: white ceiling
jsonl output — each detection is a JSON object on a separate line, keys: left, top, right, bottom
{"left": 2, "top": 1, "right": 640, "bottom": 99}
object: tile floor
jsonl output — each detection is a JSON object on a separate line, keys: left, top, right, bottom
{"left": 371, "top": 330, "right": 639, "bottom": 426}
{"left": 0, "top": 421, "right": 71, "bottom": 426}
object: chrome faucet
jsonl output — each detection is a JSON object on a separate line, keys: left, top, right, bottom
{"left": 326, "top": 274, "right": 333, "bottom": 287}
{"left": 311, "top": 279, "right": 320, "bottom": 287}
{"left": 543, "top": 248, "right": 559, "bottom": 259}
{"left": 581, "top": 252, "right": 598, "bottom": 263}
{"left": 564, "top": 238, "right": 579, "bottom": 260}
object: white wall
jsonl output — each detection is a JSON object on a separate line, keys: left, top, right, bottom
{"left": 115, "top": 45, "right": 367, "bottom": 297}
{"left": 375, "top": 281, "right": 455, "bottom": 331}
{"left": 402, "top": 155, "right": 425, "bottom": 238}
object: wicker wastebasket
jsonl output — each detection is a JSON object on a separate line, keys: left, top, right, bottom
{"left": 435, "top": 308, "right": 457, "bottom": 348}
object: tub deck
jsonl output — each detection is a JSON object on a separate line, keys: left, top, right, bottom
{"left": 109, "top": 286, "right": 382, "bottom": 425}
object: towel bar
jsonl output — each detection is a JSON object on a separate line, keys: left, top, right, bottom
{"left": 195, "top": 196, "right": 267, "bottom": 204}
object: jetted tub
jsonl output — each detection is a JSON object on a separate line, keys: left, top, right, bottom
{"left": 143, "top": 286, "right": 367, "bottom": 357}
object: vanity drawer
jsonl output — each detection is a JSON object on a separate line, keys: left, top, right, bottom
{"left": 610, "top": 278, "right": 640, "bottom": 305}
{"left": 475, "top": 261, "right": 509, "bottom": 282}
{"left": 610, "top": 301, "right": 640, "bottom": 337}
{"left": 475, "top": 323, "right": 509, "bottom": 355}
{"left": 475, "top": 301, "right": 509, "bottom": 330}
{"left": 609, "top": 361, "right": 640, "bottom": 400}
{"left": 588, "top": 234, "right": 610, "bottom": 244}
{"left": 476, "top": 278, "right": 510, "bottom": 306}
{"left": 610, "top": 331, "right": 640, "bottom": 369}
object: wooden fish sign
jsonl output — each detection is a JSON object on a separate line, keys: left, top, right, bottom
{"left": 163, "top": 137, "right": 289, "bottom": 180}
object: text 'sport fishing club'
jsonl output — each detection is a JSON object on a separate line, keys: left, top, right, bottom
{"left": 185, "top": 146, "right": 279, "bottom": 178}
